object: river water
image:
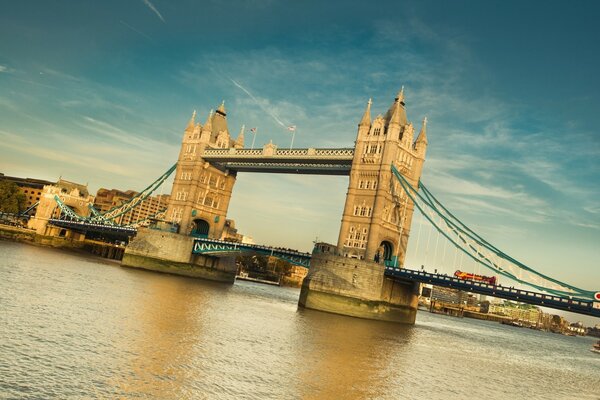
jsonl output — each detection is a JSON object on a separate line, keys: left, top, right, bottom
{"left": 1, "top": 241, "right": 599, "bottom": 400}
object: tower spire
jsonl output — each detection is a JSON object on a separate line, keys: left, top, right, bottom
{"left": 396, "top": 86, "right": 405, "bottom": 104}
{"left": 185, "top": 110, "right": 196, "bottom": 131}
{"left": 216, "top": 100, "right": 226, "bottom": 116}
{"left": 235, "top": 124, "right": 245, "bottom": 148}
{"left": 204, "top": 109, "right": 213, "bottom": 131}
{"left": 389, "top": 100, "right": 402, "bottom": 126}
{"left": 416, "top": 117, "right": 428, "bottom": 145}
{"left": 359, "top": 98, "right": 372, "bottom": 126}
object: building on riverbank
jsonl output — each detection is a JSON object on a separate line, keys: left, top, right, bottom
{"left": 0, "top": 173, "right": 55, "bottom": 210}
{"left": 94, "top": 188, "right": 170, "bottom": 225}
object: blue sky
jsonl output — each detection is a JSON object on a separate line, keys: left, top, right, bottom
{"left": 1, "top": 1, "right": 599, "bottom": 313}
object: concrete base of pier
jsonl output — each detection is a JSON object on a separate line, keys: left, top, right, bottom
{"left": 299, "top": 252, "right": 420, "bottom": 324}
{"left": 121, "top": 228, "right": 237, "bottom": 283}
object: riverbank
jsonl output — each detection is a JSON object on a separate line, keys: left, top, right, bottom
{"left": 0, "top": 224, "right": 125, "bottom": 261}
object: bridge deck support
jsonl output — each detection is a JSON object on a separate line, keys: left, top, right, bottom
{"left": 122, "top": 228, "right": 237, "bottom": 283}
{"left": 299, "top": 252, "right": 420, "bottom": 323}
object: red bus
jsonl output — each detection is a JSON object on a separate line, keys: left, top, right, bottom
{"left": 454, "top": 270, "right": 497, "bottom": 285}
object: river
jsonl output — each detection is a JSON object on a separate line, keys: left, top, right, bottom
{"left": 1, "top": 241, "right": 598, "bottom": 399}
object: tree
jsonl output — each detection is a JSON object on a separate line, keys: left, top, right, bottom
{"left": 0, "top": 181, "right": 27, "bottom": 213}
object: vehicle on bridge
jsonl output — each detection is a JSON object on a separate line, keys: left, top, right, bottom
{"left": 454, "top": 270, "right": 497, "bottom": 286}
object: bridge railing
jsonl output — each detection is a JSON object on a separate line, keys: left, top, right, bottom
{"left": 385, "top": 267, "right": 600, "bottom": 312}
{"left": 201, "top": 148, "right": 354, "bottom": 159}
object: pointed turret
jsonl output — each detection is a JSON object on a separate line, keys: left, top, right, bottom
{"left": 359, "top": 98, "right": 372, "bottom": 127}
{"left": 212, "top": 101, "right": 229, "bottom": 142}
{"left": 415, "top": 117, "right": 428, "bottom": 145}
{"left": 385, "top": 86, "right": 407, "bottom": 126}
{"left": 199, "top": 109, "right": 213, "bottom": 143}
{"left": 389, "top": 100, "right": 403, "bottom": 126}
{"left": 235, "top": 124, "right": 245, "bottom": 148}
{"left": 204, "top": 109, "right": 213, "bottom": 131}
{"left": 185, "top": 110, "right": 196, "bottom": 132}
{"left": 396, "top": 86, "right": 405, "bottom": 105}
{"left": 216, "top": 100, "right": 226, "bottom": 116}
{"left": 415, "top": 117, "right": 428, "bottom": 158}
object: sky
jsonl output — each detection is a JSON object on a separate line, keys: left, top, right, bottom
{"left": 1, "top": 1, "right": 599, "bottom": 321}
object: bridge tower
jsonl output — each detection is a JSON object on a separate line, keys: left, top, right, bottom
{"left": 122, "top": 102, "right": 243, "bottom": 283}
{"left": 299, "top": 89, "right": 428, "bottom": 323}
{"left": 337, "top": 89, "right": 427, "bottom": 266}
{"left": 166, "top": 103, "right": 241, "bottom": 239}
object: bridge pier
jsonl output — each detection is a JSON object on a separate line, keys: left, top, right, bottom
{"left": 299, "top": 252, "right": 420, "bottom": 323}
{"left": 121, "top": 228, "right": 237, "bottom": 283}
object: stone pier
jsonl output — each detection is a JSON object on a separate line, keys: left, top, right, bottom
{"left": 299, "top": 251, "right": 420, "bottom": 323}
{"left": 121, "top": 228, "right": 237, "bottom": 283}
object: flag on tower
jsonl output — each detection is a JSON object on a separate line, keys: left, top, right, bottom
{"left": 250, "top": 127, "right": 257, "bottom": 133}
{"left": 287, "top": 125, "right": 296, "bottom": 132}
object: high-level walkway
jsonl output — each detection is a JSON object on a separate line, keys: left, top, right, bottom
{"left": 201, "top": 147, "right": 354, "bottom": 175}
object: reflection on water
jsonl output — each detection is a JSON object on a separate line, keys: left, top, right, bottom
{"left": 1, "top": 241, "right": 599, "bottom": 399}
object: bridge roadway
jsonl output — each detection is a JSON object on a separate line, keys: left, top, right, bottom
{"left": 200, "top": 147, "right": 354, "bottom": 175}
{"left": 48, "top": 219, "right": 137, "bottom": 236}
{"left": 192, "top": 237, "right": 312, "bottom": 268}
{"left": 384, "top": 266, "right": 600, "bottom": 318}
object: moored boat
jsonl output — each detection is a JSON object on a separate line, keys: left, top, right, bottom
{"left": 591, "top": 340, "right": 600, "bottom": 354}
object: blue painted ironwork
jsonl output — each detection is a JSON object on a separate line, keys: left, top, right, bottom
{"left": 192, "top": 238, "right": 311, "bottom": 268}
{"left": 53, "top": 195, "right": 86, "bottom": 221}
{"left": 384, "top": 267, "right": 600, "bottom": 318}
{"left": 19, "top": 201, "right": 39, "bottom": 216}
{"left": 90, "top": 163, "right": 176, "bottom": 223}
{"left": 391, "top": 164, "right": 597, "bottom": 300}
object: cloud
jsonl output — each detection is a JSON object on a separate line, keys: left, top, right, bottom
{"left": 142, "top": 0, "right": 165, "bottom": 22}
{"left": 0, "top": 65, "right": 7, "bottom": 73}
{"left": 230, "top": 78, "right": 290, "bottom": 128}
{"left": 120, "top": 20, "right": 153, "bottom": 41}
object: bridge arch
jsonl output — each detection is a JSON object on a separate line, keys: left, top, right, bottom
{"left": 377, "top": 240, "right": 394, "bottom": 265}
{"left": 191, "top": 218, "right": 210, "bottom": 238}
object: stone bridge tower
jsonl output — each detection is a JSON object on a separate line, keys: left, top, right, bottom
{"left": 337, "top": 89, "right": 428, "bottom": 266}
{"left": 166, "top": 102, "right": 243, "bottom": 239}
{"left": 299, "top": 89, "right": 428, "bottom": 324}
{"left": 123, "top": 102, "right": 243, "bottom": 283}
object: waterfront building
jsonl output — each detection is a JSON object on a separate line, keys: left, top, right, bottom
{"left": 488, "top": 301, "right": 544, "bottom": 327}
{"left": 93, "top": 188, "right": 170, "bottom": 226}
{"left": 0, "top": 173, "right": 55, "bottom": 210}
{"left": 28, "top": 179, "right": 94, "bottom": 238}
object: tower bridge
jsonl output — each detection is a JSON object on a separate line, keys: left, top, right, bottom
{"left": 36, "top": 88, "right": 597, "bottom": 323}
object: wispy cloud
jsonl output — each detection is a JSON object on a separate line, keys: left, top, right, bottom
{"left": 230, "top": 78, "right": 291, "bottom": 129}
{"left": 0, "top": 65, "right": 8, "bottom": 73}
{"left": 142, "top": 0, "right": 165, "bottom": 23}
{"left": 120, "top": 20, "right": 153, "bottom": 41}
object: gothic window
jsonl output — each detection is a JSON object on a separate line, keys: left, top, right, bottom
{"left": 209, "top": 176, "right": 217, "bottom": 187}
{"left": 373, "top": 180, "right": 378, "bottom": 190}
{"left": 374, "top": 127, "right": 381, "bottom": 136}
{"left": 358, "top": 180, "right": 364, "bottom": 189}
{"left": 365, "top": 181, "right": 370, "bottom": 189}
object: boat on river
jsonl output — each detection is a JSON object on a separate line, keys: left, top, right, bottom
{"left": 592, "top": 340, "right": 600, "bottom": 354}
